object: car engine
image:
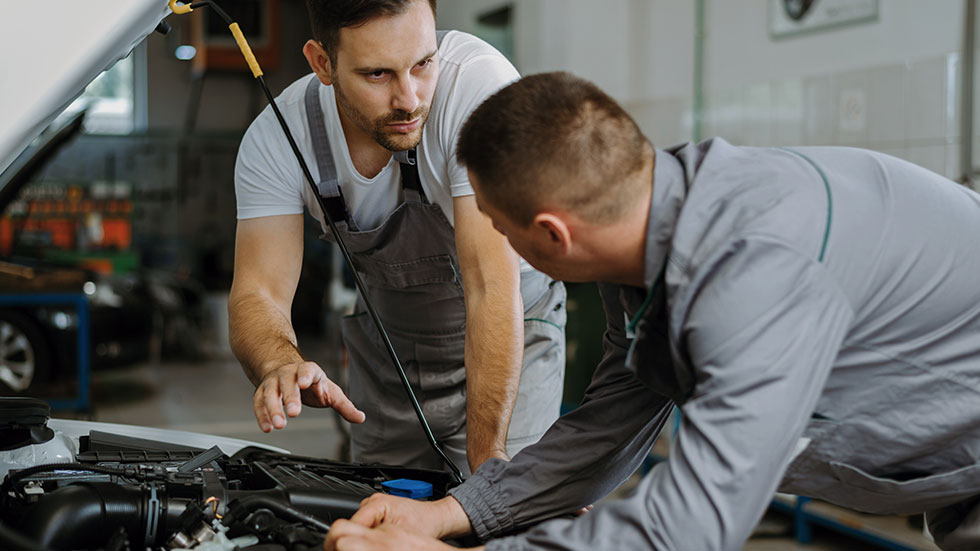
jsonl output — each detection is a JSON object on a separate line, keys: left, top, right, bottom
{"left": 0, "top": 399, "right": 456, "bottom": 551}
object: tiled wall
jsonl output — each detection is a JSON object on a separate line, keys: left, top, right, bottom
{"left": 625, "top": 51, "right": 971, "bottom": 186}
{"left": 435, "top": 1, "right": 969, "bottom": 186}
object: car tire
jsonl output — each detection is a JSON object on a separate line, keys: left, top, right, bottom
{"left": 0, "top": 310, "right": 52, "bottom": 393}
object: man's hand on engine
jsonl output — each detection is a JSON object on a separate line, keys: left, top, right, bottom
{"left": 324, "top": 521, "right": 481, "bottom": 551}
{"left": 253, "top": 361, "right": 365, "bottom": 432}
{"left": 348, "top": 494, "right": 473, "bottom": 539}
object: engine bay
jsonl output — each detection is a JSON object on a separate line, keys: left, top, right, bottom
{"left": 0, "top": 399, "right": 455, "bottom": 551}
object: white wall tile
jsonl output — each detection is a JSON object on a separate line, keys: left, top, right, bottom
{"left": 682, "top": 108, "right": 696, "bottom": 144}
{"left": 904, "top": 145, "right": 946, "bottom": 175}
{"left": 973, "top": 136, "right": 980, "bottom": 171}
{"left": 743, "top": 83, "right": 772, "bottom": 146}
{"left": 701, "top": 96, "right": 718, "bottom": 141}
{"left": 966, "top": 137, "right": 980, "bottom": 188}
{"left": 945, "top": 144, "right": 963, "bottom": 182}
{"left": 627, "top": 0, "right": 694, "bottom": 102}
{"left": 836, "top": 70, "right": 870, "bottom": 147}
{"left": 867, "top": 64, "right": 906, "bottom": 146}
{"left": 702, "top": 1, "right": 963, "bottom": 93}
{"left": 710, "top": 88, "right": 748, "bottom": 145}
{"left": 804, "top": 75, "right": 837, "bottom": 146}
{"left": 873, "top": 146, "right": 908, "bottom": 162}
{"left": 905, "top": 57, "right": 946, "bottom": 143}
{"left": 626, "top": 98, "right": 691, "bottom": 148}
{"left": 658, "top": 99, "right": 693, "bottom": 147}
{"left": 771, "top": 79, "right": 804, "bottom": 146}
{"left": 563, "top": 1, "right": 631, "bottom": 101}
{"left": 627, "top": 102, "right": 656, "bottom": 145}
{"left": 946, "top": 52, "right": 961, "bottom": 141}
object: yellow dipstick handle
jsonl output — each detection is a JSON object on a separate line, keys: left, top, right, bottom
{"left": 168, "top": 0, "right": 192, "bottom": 15}
{"left": 230, "top": 23, "right": 264, "bottom": 78}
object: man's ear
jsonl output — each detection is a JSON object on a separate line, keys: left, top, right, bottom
{"left": 533, "top": 213, "right": 573, "bottom": 255}
{"left": 302, "top": 40, "right": 334, "bottom": 86}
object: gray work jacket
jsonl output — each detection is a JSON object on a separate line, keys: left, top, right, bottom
{"left": 449, "top": 138, "right": 980, "bottom": 550}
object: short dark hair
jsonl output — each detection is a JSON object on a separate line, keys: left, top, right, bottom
{"left": 457, "top": 72, "right": 652, "bottom": 226}
{"left": 306, "top": 0, "right": 438, "bottom": 64}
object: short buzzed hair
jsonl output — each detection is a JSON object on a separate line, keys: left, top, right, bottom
{"left": 457, "top": 72, "right": 652, "bottom": 226}
{"left": 306, "top": 0, "right": 437, "bottom": 64}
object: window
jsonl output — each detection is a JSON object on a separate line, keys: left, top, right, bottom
{"left": 62, "top": 44, "right": 147, "bottom": 135}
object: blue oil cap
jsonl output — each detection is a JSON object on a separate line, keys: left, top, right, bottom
{"left": 382, "top": 478, "right": 433, "bottom": 500}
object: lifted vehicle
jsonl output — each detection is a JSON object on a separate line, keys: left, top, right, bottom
{"left": 1, "top": 116, "right": 154, "bottom": 395}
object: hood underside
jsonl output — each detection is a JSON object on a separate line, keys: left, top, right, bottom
{"left": 0, "top": 1, "right": 172, "bottom": 178}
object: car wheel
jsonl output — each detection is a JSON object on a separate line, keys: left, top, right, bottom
{"left": 0, "top": 310, "right": 52, "bottom": 393}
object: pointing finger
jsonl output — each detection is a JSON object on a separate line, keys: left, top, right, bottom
{"left": 326, "top": 378, "right": 366, "bottom": 423}
{"left": 278, "top": 368, "right": 304, "bottom": 419}
{"left": 252, "top": 389, "right": 273, "bottom": 433}
{"left": 262, "top": 381, "right": 288, "bottom": 429}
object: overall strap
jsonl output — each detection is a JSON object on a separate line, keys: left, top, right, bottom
{"left": 304, "top": 76, "right": 354, "bottom": 226}
{"left": 393, "top": 149, "right": 426, "bottom": 204}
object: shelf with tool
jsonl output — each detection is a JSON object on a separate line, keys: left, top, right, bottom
{"left": 1, "top": 181, "right": 136, "bottom": 272}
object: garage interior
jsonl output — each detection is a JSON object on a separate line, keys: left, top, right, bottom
{"left": 1, "top": 1, "right": 975, "bottom": 549}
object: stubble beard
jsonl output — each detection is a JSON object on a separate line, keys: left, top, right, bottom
{"left": 334, "top": 80, "right": 430, "bottom": 152}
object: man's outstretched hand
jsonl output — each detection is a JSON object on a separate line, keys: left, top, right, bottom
{"left": 253, "top": 361, "right": 365, "bottom": 432}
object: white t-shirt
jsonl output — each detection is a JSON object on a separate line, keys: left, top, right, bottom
{"left": 235, "top": 31, "right": 518, "bottom": 232}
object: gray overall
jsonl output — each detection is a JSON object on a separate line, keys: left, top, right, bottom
{"left": 303, "top": 77, "right": 565, "bottom": 476}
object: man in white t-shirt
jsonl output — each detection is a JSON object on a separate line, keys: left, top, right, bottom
{"left": 230, "top": 0, "right": 565, "bottom": 475}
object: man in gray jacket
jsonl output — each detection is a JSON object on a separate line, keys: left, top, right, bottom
{"left": 323, "top": 72, "right": 980, "bottom": 551}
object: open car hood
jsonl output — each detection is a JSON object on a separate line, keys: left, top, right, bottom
{"left": 0, "top": 1, "right": 172, "bottom": 178}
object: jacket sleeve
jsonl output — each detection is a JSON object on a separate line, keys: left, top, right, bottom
{"left": 480, "top": 238, "right": 855, "bottom": 551}
{"left": 449, "top": 283, "right": 674, "bottom": 539}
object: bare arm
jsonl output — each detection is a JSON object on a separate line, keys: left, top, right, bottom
{"left": 229, "top": 215, "right": 364, "bottom": 431}
{"left": 229, "top": 215, "right": 304, "bottom": 384}
{"left": 453, "top": 196, "right": 524, "bottom": 472}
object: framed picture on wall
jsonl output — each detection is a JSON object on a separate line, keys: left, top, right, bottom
{"left": 770, "top": 0, "right": 879, "bottom": 39}
{"left": 190, "top": 0, "right": 280, "bottom": 72}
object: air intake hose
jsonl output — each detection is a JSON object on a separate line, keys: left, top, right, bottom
{"left": 20, "top": 482, "right": 174, "bottom": 550}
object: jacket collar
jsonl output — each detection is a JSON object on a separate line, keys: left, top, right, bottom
{"left": 643, "top": 147, "right": 687, "bottom": 290}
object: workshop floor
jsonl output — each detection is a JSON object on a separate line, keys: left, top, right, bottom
{"left": 76, "top": 340, "right": 926, "bottom": 551}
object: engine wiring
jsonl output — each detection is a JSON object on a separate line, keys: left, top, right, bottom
{"left": 204, "top": 496, "right": 223, "bottom": 520}
{"left": 1, "top": 462, "right": 133, "bottom": 495}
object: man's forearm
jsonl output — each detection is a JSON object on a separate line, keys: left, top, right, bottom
{"left": 464, "top": 288, "right": 524, "bottom": 470}
{"left": 449, "top": 283, "right": 671, "bottom": 540}
{"left": 228, "top": 289, "right": 304, "bottom": 386}
{"left": 452, "top": 382, "right": 671, "bottom": 541}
